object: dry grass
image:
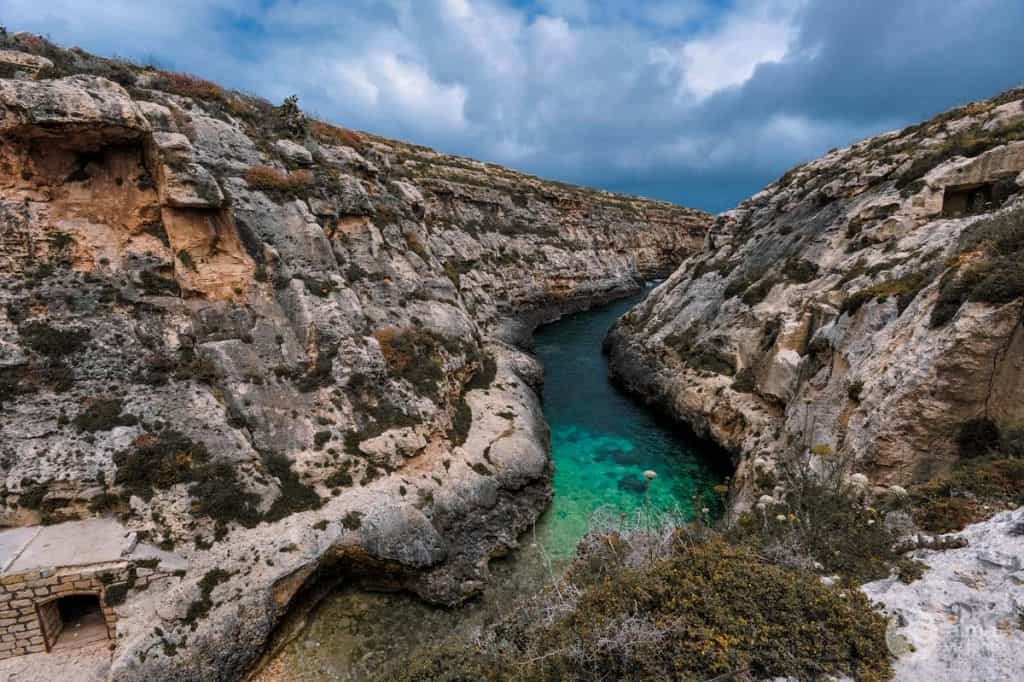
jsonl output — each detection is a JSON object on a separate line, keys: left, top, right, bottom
{"left": 310, "top": 120, "right": 367, "bottom": 151}
{"left": 244, "top": 165, "right": 314, "bottom": 196}
{"left": 155, "top": 70, "right": 226, "bottom": 101}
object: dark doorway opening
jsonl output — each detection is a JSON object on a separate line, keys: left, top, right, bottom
{"left": 943, "top": 182, "right": 995, "bottom": 217}
{"left": 49, "top": 594, "right": 109, "bottom": 651}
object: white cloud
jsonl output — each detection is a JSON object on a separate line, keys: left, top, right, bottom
{"left": 677, "top": 2, "right": 801, "bottom": 99}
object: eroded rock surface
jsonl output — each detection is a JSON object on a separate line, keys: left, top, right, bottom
{"left": 0, "top": 35, "right": 708, "bottom": 679}
{"left": 607, "top": 88, "right": 1024, "bottom": 506}
{"left": 863, "top": 507, "right": 1024, "bottom": 681}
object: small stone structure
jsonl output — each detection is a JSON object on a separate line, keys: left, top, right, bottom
{"left": 0, "top": 519, "right": 181, "bottom": 660}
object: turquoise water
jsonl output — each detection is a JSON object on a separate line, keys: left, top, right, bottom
{"left": 531, "top": 290, "right": 724, "bottom": 558}
{"left": 263, "top": 290, "right": 725, "bottom": 680}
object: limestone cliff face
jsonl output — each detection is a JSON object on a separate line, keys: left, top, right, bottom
{"left": 0, "top": 36, "right": 707, "bottom": 678}
{"left": 608, "top": 88, "right": 1024, "bottom": 507}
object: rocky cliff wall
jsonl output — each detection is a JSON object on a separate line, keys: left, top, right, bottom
{"left": 607, "top": 87, "right": 1024, "bottom": 508}
{"left": 0, "top": 35, "right": 708, "bottom": 679}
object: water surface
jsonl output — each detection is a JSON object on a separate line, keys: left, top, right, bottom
{"left": 261, "top": 289, "right": 724, "bottom": 680}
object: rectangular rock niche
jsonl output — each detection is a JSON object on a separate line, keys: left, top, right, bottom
{"left": 942, "top": 182, "right": 995, "bottom": 217}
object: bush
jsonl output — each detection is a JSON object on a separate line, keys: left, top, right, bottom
{"left": 184, "top": 569, "right": 232, "bottom": 627}
{"left": 374, "top": 327, "right": 460, "bottom": 398}
{"left": 909, "top": 453, "right": 1024, "bottom": 532}
{"left": 931, "top": 204, "right": 1024, "bottom": 326}
{"left": 399, "top": 535, "right": 892, "bottom": 682}
{"left": 895, "top": 119, "right": 1024, "bottom": 190}
{"left": 326, "top": 463, "right": 354, "bottom": 489}
{"left": 244, "top": 165, "right": 313, "bottom": 198}
{"left": 341, "top": 511, "right": 363, "bottom": 530}
{"left": 841, "top": 272, "right": 930, "bottom": 317}
{"left": 783, "top": 257, "right": 820, "bottom": 283}
{"left": 18, "top": 321, "right": 90, "bottom": 358}
{"left": 113, "top": 430, "right": 211, "bottom": 501}
{"left": 73, "top": 398, "right": 138, "bottom": 432}
{"left": 847, "top": 379, "right": 865, "bottom": 402}
{"left": 730, "top": 481, "right": 898, "bottom": 583}
{"left": 262, "top": 452, "right": 322, "bottom": 522}
{"left": 188, "top": 462, "right": 261, "bottom": 527}
{"left": 447, "top": 397, "right": 472, "bottom": 446}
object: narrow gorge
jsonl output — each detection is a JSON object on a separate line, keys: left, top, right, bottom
{"left": 1, "top": 28, "right": 1023, "bottom": 682}
{"left": 0, "top": 35, "right": 709, "bottom": 680}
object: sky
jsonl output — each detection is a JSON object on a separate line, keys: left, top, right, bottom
{"left": 3, "top": 0, "right": 1023, "bottom": 213}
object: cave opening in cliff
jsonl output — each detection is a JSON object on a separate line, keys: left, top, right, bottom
{"left": 942, "top": 182, "right": 995, "bottom": 217}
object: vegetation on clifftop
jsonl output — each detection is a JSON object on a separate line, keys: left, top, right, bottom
{"left": 396, "top": 528, "right": 892, "bottom": 682}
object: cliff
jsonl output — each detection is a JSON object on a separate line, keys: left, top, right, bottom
{"left": 607, "top": 87, "right": 1024, "bottom": 507}
{"left": 0, "top": 35, "right": 708, "bottom": 678}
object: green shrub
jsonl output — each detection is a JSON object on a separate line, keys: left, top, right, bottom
{"left": 188, "top": 462, "right": 261, "bottom": 527}
{"left": 399, "top": 536, "right": 892, "bottom": 682}
{"left": 326, "top": 462, "right": 354, "bottom": 489}
{"left": 341, "top": 511, "right": 363, "bottom": 530}
{"left": 841, "top": 272, "right": 930, "bottom": 317}
{"left": 73, "top": 398, "right": 138, "bottom": 432}
{"left": 184, "top": 569, "right": 232, "bottom": 628}
{"left": 374, "top": 327, "right": 468, "bottom": 398}
{"left": 783, "top": 257, "right": 820, "bottom": 283}
{"left": 262, "top": 452, "right": 322, "bottom": 521}
{"left": 896, "top": 558, "right": 927, "bottom": 584}
{"left": 931, "top": 205, "right": 1024, "bottom": 326}
{"left": 909, "top": 453, "right": 1024, "bottom": 533}
{"left": 895, "top": 118, "right": 1024, "bottom": 190}
{"left": 730, "top": 482, "right": 898, "bottom": 584}
{"left": 314, "top": 430, "right": 332, "bottom": 449}
{"left": 17, "top": 321, "right": 90, "bottom": 357}
{"left": 847, "top": 379, "right": 865, "bottom": 402}
{"left": 447, "top": 397, "right": 472, "bottom": 446}
{"left": 113, "top": 430, "right": 211, "bottom": 501}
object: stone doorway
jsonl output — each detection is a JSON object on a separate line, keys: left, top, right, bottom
{"left": 942, "top": 182, "right": 995, "bottom": 217}
{"left": 39, "top": 594, "right": 110, "bottom": 652}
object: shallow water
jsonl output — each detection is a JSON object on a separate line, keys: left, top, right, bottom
{"left": 262, "top": 289, "right": 724, "bottom": 681}
{"left": 531, "top": 290, "right": 724, "bottom": 558}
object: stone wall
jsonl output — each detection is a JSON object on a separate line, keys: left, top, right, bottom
{"left": 0, "top": 560, "right": 175, "bottom": 660}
